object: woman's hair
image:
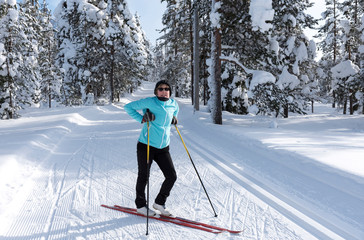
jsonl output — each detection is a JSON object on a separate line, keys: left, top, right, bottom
{"left": 154, "top": 80, "right": 172, "bottom": 96}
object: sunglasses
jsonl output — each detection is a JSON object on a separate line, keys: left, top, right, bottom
{"left": 157, "top": 87, "right": 170, "bottom": 91}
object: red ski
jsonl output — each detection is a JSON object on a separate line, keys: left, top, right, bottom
{"left": 114, "top": 205, "right": 241, "bottom": 234}
{"left": 101, "top": 204, "right": 221, "bottom": 233}
{"left": 101, "top": 204, "right": 242, "bottom": 234}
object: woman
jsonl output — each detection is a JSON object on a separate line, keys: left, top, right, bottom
{"left": 124, "top": 80, "right": 179, "bottom": 216}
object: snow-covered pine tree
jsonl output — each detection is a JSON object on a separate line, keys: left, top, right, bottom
{"left": 55, "top": 0, "right": 85, "bottom": 105}
{"left": 55, "top": 0, "right": 153, "bottom": 105}
{"left": 17, "top": 0, "right": 42, "bottom": 108}
{"left": 0, "top": 0, "right": 19, "bottom": 119}
{"left": 195, "top": 0, "right": 212, "bottom": 106}
{"left": 160, "top": 0, "right": 192, "bottom": 98}
{"left": 38, "top": 0, "right": 62, "bottom": 108}
{"left": 269, "top": 0, "right": 318, "bottom": 118}
{"left": 104, "top": 0, "right": 153, "bottom": 102}
{"left": 131, "top": 13, "right": 154, "bottom": 84}
{"left": 219, "top": 0, "right": 270, "bottom": 115}
{"left": 151, "top": 44, "right": 166, "bottom": 83}
{"left": 0, "top": 0, "right": 37, "bottom": 119}
{"left": 317, "top": 0, "right": 343, "bottom": 106}
{"left": 336, "top": 0, "right": 363, "bottom": 114}
{"left": 103, "top": 0, "right": 131, "bottom": 103}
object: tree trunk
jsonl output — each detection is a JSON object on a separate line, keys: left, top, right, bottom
{"left": 332, "top": 0, "right": 337, "bottom": 109}
{"left": 332, "top": 91, "right": 336, "bottom": 108}
{"left": 349, "top": 91, "right": 353, "bottom": 115}
{"left": 110, "top": 45, "right": 115, "bottom": 103}
{"left": 48, "top": 39, "right": 52, "bottom": 108}
{"left": 209, "top": 0, "right": 222, "bottom": 124}
{"left": 189, "top": 0, "right": 194, "bottom": 105}
{"left": 193, "top": 2, "right": 200, "bottom": 111}
{"left": 284, "top": 106, "right": 288, "bottom": 118}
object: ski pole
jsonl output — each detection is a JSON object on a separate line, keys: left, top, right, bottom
{"left": 174, "top": 125, "right": 218, "bottom": 217}
{"left": 146, "top": 109, "right": 151, "bottom": 235}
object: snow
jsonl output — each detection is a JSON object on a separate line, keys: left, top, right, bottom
{"left": 331, "top": 60, "right": 360, "bottom": 79}
{"left": 249, "top": 0, "right": 274, "bottom": 32}
{"left": 295, "top": 42, "right": 308, "bottom": 63}
{"left": 248, "top": 70, "right": 276, "bottom": 90}
{"left": 8, "top": 8, "right": 19, "bottom": 21}
{"left": 277, "top": 67, "right": 300, "bottom": 90}
{"left": 7, "top": 0, "right": 16, "bottom": 6}
{"left": 270, "top": 38, "right": 279, "bottom": 56}
{"left": 0, "top": 81, "right": 364, "bottom": 239}
{"left": 210, "top": 0, "right": 221, "bottom": 28}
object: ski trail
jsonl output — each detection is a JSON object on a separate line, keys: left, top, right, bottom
{"left": 2, "top": 82, "right": 362, "bottom": 239}
{"left": 177, "top": 122, "right": 356, "bottom": 239}
{"left": 42, "top": 155, "right": 74, "bottom": 239}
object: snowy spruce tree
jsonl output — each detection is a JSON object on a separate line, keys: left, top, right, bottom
{"left": 103, "top": 0, "right": 137, "bottom": 102}
{"left": 0, "top": 0, "right": 20, "bottom": 119}
{"left": 266, "top": 0, "right": 318, "bottom": 118}
{"left": 317, "top": 0, "right": 363, "bottom": 114}
{"left": 316, "top": 0, "right": 343, "bottom": 106}
{"left": 160, "top": 0, "right": 192, "bottom": 98}
{"left": 131, "top": 14, "right": 154, "bottom": 84}
{"left": 219, "top": 0, "right": 272, "bottom": 115}
{"left": 55, "top": 0, "right": 151, "bottom": 105}
{"left": 334, "top": 0, "right": 363, "bottom": 114}
{"left": 0, "top": 0, "right": 40, "bottom": 119}
{"left": 17, "top": 0, "right": 42, "bottom": 107}
{"left": 37, "top": 0, "right": 62, "bottom": 108}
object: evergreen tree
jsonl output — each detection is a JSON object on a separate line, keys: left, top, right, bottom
{"left": 336, "top": 0, "right": 363, "bottom": 114}
{"left": 268, "top": 0, "right": 318, "bottom": 118}
{"left": 160, "top": 0, "right": 192, "bottom": 97}
{"left": 219, "top": 0, "right": 269, "bottom": 115}
{"left": 317, "top": 0, "right": 343, "bottom": 106}
{"left": 55, "top": 0, "right": 152, "bottom": 105}
{"left": 132, "top": 13, "right": 154, "bottom": 84}
{"left": 38, "top": 0, "right": 62, "bottom": 108}
{"left": 18, "top": 0, "right": 42, "bottom": 107}
{"left": 55, "top": 0, "right": 84, "bottom": 105}
{"left": 0, "top": 0, "right": 37, "bottom": 119}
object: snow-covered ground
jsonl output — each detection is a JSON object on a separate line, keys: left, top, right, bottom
{"left": 0, "top": 81, "right": 363, "bottom": 240}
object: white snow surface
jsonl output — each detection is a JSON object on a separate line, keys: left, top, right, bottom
{"left": 249, "top": 0, "right": 274, "bottom": 32}
{"left": 331, "top": 60, "right": 360, "bottom": 79}
{"left": 0, "top": 81, "right": 364, "bottom": 239}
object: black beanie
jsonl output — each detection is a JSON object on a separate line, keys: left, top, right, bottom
{"left": 154, "top": 80, "right": 172, "bottom": 96}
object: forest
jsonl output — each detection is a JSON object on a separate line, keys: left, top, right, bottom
{"left": 0, "top": 0, "right": 363, "bottom": 122}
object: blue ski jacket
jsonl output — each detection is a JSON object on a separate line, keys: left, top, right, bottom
{"left": 124, "top": 96, "right": 179, "bottom": 149}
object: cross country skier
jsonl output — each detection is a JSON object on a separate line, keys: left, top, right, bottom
{"left": 124, "top": 80, "right": 179, "bottom": 217}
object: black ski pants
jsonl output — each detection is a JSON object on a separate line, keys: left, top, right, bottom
{"left": 135, "top": 142, "right": 177, "bottom": 209}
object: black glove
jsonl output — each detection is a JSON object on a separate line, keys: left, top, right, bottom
{"left": 141, "top": 110, "right": 155, "bottom": 123}
{"left": 171, "top": 116, "right": 178, "bottom": 125}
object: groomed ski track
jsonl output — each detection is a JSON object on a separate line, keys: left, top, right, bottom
{"left": 0, "top": 82, "right": 362, "bottom": 239}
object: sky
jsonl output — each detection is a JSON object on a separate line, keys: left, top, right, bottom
{"left": 46, "top": 0, "right": 324, "bottom": 46}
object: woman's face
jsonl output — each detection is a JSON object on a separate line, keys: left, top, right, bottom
{"left": 156, "top": 84, "right": 170, "bottom": 99}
